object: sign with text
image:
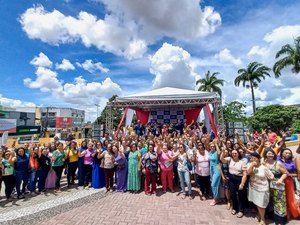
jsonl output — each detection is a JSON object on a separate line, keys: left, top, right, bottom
{"left": 0, "top": 119, "right": 17, "bottom": 133}
{"left": 56, "top": 117, "right": 72, "bottom": 129}
{"left": 16, "top": 126, "right": 41, "bottom": 135}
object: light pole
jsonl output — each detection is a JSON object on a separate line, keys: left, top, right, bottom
{"left": 95, "top": 104, "right": 100, "bottom": 124}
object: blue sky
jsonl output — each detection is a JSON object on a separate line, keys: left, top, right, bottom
{"left": 1, "top": 0, "right": 300, "bottom": 121}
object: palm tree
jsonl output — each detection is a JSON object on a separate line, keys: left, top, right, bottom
{"left": 273, "top": 36, "right": 300, "bottom": 77}
{"left": 234, "top": 62, "right": 271, "bottom": 114}
{"left": 196, "top": 71, "right": 224, "bottom": 96}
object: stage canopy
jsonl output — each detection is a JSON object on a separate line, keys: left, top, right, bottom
{"left": 106, "top": 87, "right": 224, "bottom": 136}
{"left": 117, "top": 87, "right": 217, "bottom": 102}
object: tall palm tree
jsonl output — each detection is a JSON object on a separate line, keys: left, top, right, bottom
{"left": 196, "top": 71, "right": 224, "bottom": 96}
{"left": 273, "top": 36, "right": 300, "bottom": 77}
{"left": 234, "top": 62, "right": 271, "bottom": 114}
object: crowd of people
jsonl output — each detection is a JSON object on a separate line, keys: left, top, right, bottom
{"left": 1, "top": 120, "right": 300, "bottom": 225}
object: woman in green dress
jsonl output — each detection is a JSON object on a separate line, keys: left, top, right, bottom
{"left": 127, "top": 143, "right": 141, "bottom": 192}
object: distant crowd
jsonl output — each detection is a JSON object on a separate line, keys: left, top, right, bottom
{"left": 1, "top": 119, "right": 300, "bottom": 225}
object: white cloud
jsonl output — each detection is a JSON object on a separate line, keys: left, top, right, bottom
{"left": 24, "top": 67, "right": 62, "bottom": 92}
{"left": 20, "top": 2, "right": 221, "bottom": 59}
{"left": 55, "top": 59, "right": 75, "bottom": 71}
{"left": 245, "top": 25, "right": 300, "bottom": 106}
{"left": 0, "top": 94, "right": 36, "bottom": 108}
{"left": 24, "top": 53, "right": 121, "bottom": 107}
{"left": 150, "top": 43, "right": 199, "bottom": 89}
{"left": 214, "top": 48, "right": 242, "bottom": 66}
{"left": 30, "top": 52, "right": 53, "bottom": 68}
{"left": 19, "top": 6, "right": 147, "bottom": 59}
{"left": 58, "top": 76, "right": 121, "bottom": 105}
{"left": 248, "top": 25, "right": 300, "bottom": 67}
{"left": 76, "top": 59, "right": 109, "bottom": 74}
{"left": 101, "top": 0, "right": 221, "bottom": 42}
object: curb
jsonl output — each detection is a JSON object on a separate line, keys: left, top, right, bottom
{"left": 0, "top": 188, "right": 112, "bottom": 225}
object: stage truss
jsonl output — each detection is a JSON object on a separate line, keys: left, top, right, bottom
{"left": 105, "top": 96, "right": 224, "bottom": 135}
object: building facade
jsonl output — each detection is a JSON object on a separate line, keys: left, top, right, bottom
{"left": 40, "top": 107, "right": 85, "bottom": 130}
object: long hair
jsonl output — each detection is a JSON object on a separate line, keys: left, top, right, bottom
{"left": 280, "top": 148, "right": 293, "bottom": 160}
{"left": 263, "top": 147, "right": 277, "bottom": 160}
{"left": 231, "top": 149, "right": 242, "bottom": 160}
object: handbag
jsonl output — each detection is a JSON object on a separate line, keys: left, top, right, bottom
{"left": 65, "top": 150, "right": 70, "bottom": 164}
{"left": 45, "top": 168, "right": 57, "bottom": 189}
{"left": 100, "top": 158, "right": 104, "bottom": 168}
{"left": 149, "top": 162, "right": 158, "bottom": 174}
{"left": 270, "top": 180, "right": 285, "bottom": 191}
{"left": 187, "top": 160, "right": 193, "bottom": 171}
{"left": 117, "top": 163, "right": 126, "bottom": 170}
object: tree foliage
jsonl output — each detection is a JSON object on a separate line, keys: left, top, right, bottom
{"left": 248, "top": 104, "right": 300, "bottom": 132}
{"left": 196, "top": 71, "right": 224, "bottom": 96}
{"left": 292, "top": 119, "right": 300, "bottom": 133}
{"left": 96, "top": 95, "right": 123, "bottom": 129}
{"left": 223, "top": 101, "right": 247, "bottom": 123}
{"left": 273, "top": 36, "right": 300, "bottom": 77}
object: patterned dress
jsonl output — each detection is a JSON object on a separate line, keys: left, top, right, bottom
{"left": 268, "top": 161, "right": 287, "bottom": 224}
{"left": 127, "top": 151, "right": 140, "bottom": 191}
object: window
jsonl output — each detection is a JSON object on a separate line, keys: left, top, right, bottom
{"left": 48, "top": 112, "right": 56, "bottom": 117}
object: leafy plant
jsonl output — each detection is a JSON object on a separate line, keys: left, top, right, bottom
{"left": 248, "top": 104, "right": 300, "bottom": 132}
{"left": 196, "top": 71, "right": 224, "bottom": 96}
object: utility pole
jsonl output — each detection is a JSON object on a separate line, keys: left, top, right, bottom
{"left": 44, "top": 107, "right": 49, "bottom": 137}
{"left": 95, "top": 104, "right": 100, "bottom": 124}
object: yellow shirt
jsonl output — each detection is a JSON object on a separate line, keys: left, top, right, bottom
{"left": 127, "top": 127, "right": 135, "bottom": 136}
{"left": 65, "top": 149, "right": 79, "bottom": 163}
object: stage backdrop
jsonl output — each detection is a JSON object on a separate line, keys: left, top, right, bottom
{"left": 149, "top": 110, "right": 184, "bottom": 124}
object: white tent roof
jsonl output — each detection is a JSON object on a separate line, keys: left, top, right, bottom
{"left": 117, "top": 87, "right": 217, "bottom": 102}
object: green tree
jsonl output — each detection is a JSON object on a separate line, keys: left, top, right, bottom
{"left": 223, "top": 101, "right": 247, "bottom": 135}
{"left": 234, "top": 62, "right": 271, "bottom": 114}
{"left": 96, "top": 95, "right": 123, "bottom": 129}
{"left": 248, "top": 105, "right": 300, "bottom": 132}
{"left": 292, "top": 119, "right": 300, "bottom": 133}
{"left": 196, "top": 71, "right": 224, "bottom": 96}
{"left": 223, "top": 101, "right": 247, "bottom": 123}
{"left": 273, "top": 36, "right": 300, "bottom": 77}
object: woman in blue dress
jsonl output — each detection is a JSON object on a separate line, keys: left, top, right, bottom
{"left": 113, "top": 145, "right": 128, "bottom": 192}
{"left": 208, "top": 140, "right": 221, "bottom": 206}
{"left": 78, "top": 140, "right": 87, "bottom": 187}
{"left": 92, "top": 142, "right": 105, "bottom": 189}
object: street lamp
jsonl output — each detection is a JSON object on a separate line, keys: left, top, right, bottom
{"left": 95, "top": 104, "right": 100, "bottom": 124}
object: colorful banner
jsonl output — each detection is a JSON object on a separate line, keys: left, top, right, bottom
{"left": 0, "top": 119, "right": 17, "bottom": 133}
{"left": 55, "top": 117, "right": 72, "bottom": 128}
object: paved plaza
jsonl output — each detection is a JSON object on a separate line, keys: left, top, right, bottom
{"left": 36, "top": 188, "right": 299, "bottom": 225}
